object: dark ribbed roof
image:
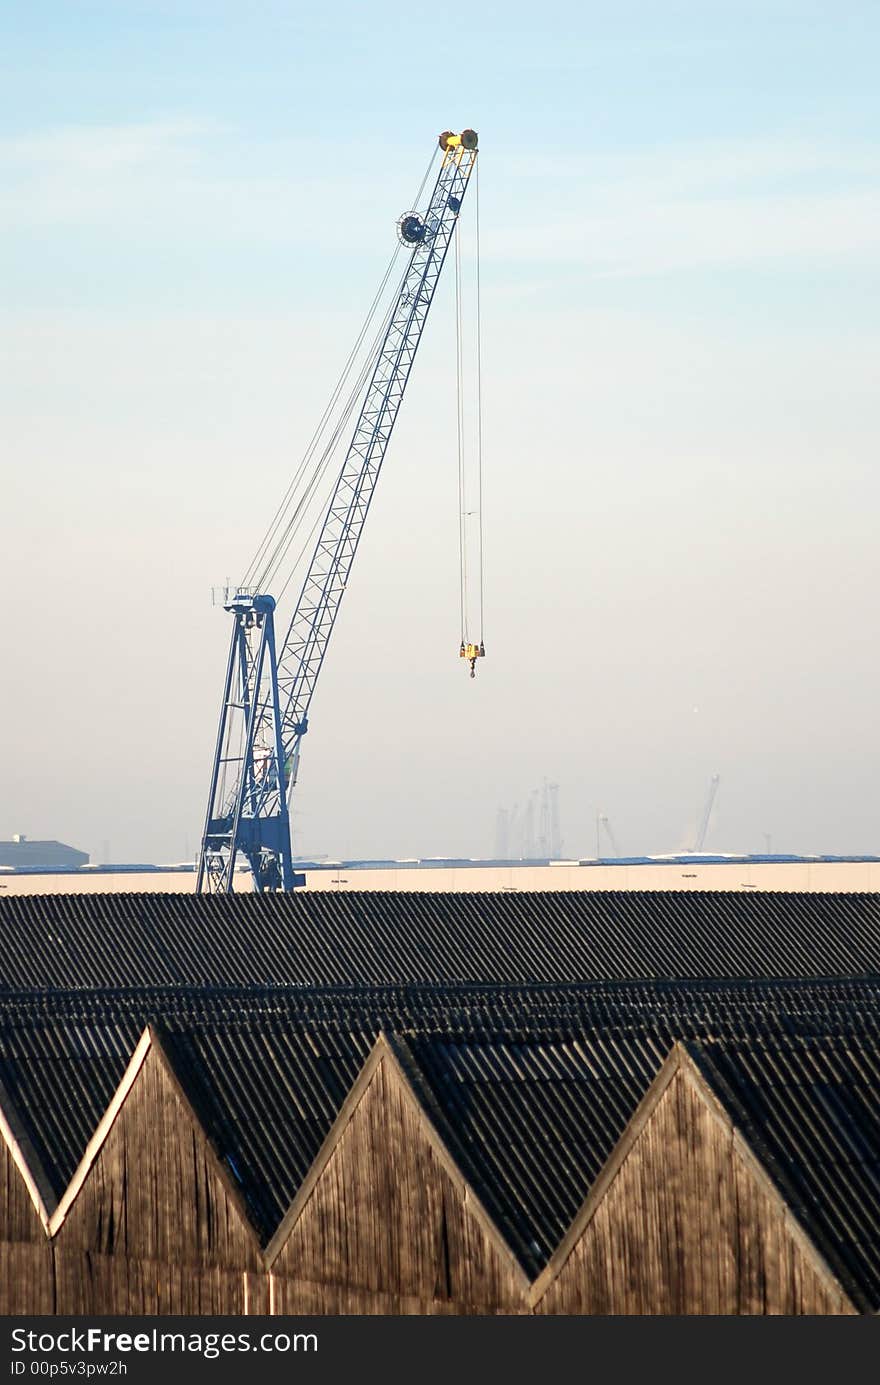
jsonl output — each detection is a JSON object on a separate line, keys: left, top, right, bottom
{"left": 4, "top": 978, "right": 880, "bottom": 1033}
{"left": 2, "top": 890, "right": 880, "bottom": 990}
{"left": 169, "top": 1024, "right": 679, "bottom": 1265}
{"left": 5, "top": 1001, "right": 880, "bottom": 1267}
{"left": 687, "top": 1035, "right": 880, "bottom": 1312}
{"left": 0, "top": 980, "right": 871, "bottom": 1207}
{"left": 161, "top": 1024, "right": 374, "bottom": 1240}
{"left": 393, "top": 1031, "right": 674, "bottom": 1274}
{"left": 0, "top": 1020, "right": 140, "bottom": 1204}
{"left": 3, "top": 890, "right": 880, "bottom": 1281}
{"left": 0, "top": 1015, "right": 682, "bottom": 1263}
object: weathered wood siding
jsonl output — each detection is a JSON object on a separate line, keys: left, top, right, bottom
{"left": 52, "top": 1046, "right": 262, "bottom": 1315}
{"left": 271, "top": 1054, "right": 527, "bottom": 1314}
{"left": 271, "top": 1277, "right": 501, "bottom": 1315}
{"left": 0, "top": 1141, "right": 54, "bottom": 1313}
{"left": 51, "top": 1254, "right": 268, "bottom": 1315}
{"left": 535, "top": 1068, "right": 855, "bottom": 1315}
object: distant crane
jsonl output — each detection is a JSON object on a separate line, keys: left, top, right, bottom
{"left": 197, "top": 130, "right": 480, "bottom": 893}
{"left": 523, "top": 791, "right": 538, "bottom": 858}
{"left": 497, "top": 782, "right": 563, "bottom": 859}
{"left": 596, "top": 812, "right": 621, "bottom": 859}
{"left": 536, "top": 780, "right": 562, "bottom": 857}
{"left": 547, "top": 782, "right": 562, "bottom": 858}
{"left": 691, "top": 773, "right": 720, "bottom": 852}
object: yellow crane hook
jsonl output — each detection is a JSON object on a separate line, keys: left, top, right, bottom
{"left": 459, "top": 641, "right": 485, "bottom": 678}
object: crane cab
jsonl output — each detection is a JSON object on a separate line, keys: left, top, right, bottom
{"left": 459, "top": 641, "right": 485, "bottom": 678}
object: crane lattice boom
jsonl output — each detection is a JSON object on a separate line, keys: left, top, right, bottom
{"left": 197, "top": 130, "right": 479, "bottom": 894}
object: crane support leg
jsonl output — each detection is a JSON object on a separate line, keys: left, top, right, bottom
{"left": 196, "top": 593, "right": 295, "bottom": 892}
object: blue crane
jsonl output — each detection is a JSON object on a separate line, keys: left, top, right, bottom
{"left": 196, "top": 129, "right": 479, "bottom": 894}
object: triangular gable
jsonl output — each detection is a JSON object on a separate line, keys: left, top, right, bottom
{"left": 0, "top": 1071, "right": 56, "bottom": 1232}
{"left": 530, "top": 1041, "right": 857, "bottom": 1314}
{"left": 682, "top": 1038, "right": 877, "bottom": 1314}
{"left": 266, "top": 1033, "right": 529, "bottom": 1309}
{"left": 47, "top": 1027, "right": 152, "bottom": 1234}
{"left": 49, "top": 1024, "right": 263, "bottom": 1261}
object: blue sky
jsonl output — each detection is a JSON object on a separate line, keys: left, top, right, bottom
{"left": 2, "top": 2, "right": 879, "bottom": 861}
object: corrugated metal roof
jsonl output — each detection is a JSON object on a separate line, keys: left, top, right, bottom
{"left": 6, "top": 978, "right": 880, "bottom": 1044}
{"left": 0, "top": 1017, "right": 680, "bottom": 1263}
{"left": 0, "top": 1020, "right": 139, "bottom": 1204}
{"left": 3, "top": 890, "right": 880, "bottom": 1283}
{"left": 2, "top": 889, "right": 880, "bottom": 989}
{"left": 687, "top": 1035, "right": 880, "bottom": 1312}
{"left": 5, "top": 1001, "right": 880, "bottom": 1270}
{"left": 160, "top": 1024, "right": 375, "bottom": 1240}
{"left": 394, "top": 1031, "right": 672, "bottom": 1274}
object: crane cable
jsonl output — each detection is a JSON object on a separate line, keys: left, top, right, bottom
{"left": 240, "top": 146, "right": 440, "bottom": 597}
{"left": 242, "top": 246, "right": 405, "bottom": 593}
{"left": 454, "top": 216, "right": 468, "bottom": 647}
{"left": 475, "top": 156, "right": 484, "bottom": 648}
{"left": 267, "top": 278, "right": 404, "bottom": 599}
{"left": 270, "top": 146, "right": 445, "bottom": 605}
{"left": 270, "top": 231, "right": 435, "bottom": 607}
{"left": 455, "top": 155, "right": 484, "bottom": 671}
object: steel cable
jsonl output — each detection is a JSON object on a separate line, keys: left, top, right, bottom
{"left": 272, "top": 271, "right": 410, "bottom": 604}
{"left": 247, "top": 248, "right": 405, "bottom": 593}
{"left": 239, "top": 147, "right": 440, "bottom": 597}
{"left": 455, "top": 217, "right": 469, "bottom": 644}
{"left": 455, "top": 156, "right": 485, "bottom": 651}
{"left": 475, "top": 157, "right": 485, "bottom": 643}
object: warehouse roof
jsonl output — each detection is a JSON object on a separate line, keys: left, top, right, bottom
{"left": 391, "top": 1030, "right": 672, "bottom": 1273}
{"left": 2, "top": 889, "right": 880, "bottom": 991}
{"left": 3, "top": 890, "right": 880, "bottom": 1276}
{"left": 5, "top": 972, "right": 880, "bottom": 1210}
{"left": 0, "top": 1019, "right": 702, "bottom": 1264}
{"left": 528, "top": 1033, "right": 880, "bottom": 1311}
{"left": 687, "top": 1035, "right": 880, "bottom": 1313}
{"left": 5, "top": 977, "right": 880, "bottom": 1037}
{"left": 6, "top": 1012, "right": 880, "bottom": 1279}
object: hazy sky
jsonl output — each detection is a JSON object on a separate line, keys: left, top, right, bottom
{"left": 2, "top": 1, "right": 879, "bottom": 864}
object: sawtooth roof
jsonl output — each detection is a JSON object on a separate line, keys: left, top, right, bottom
{"left": 3, "top": 889, "right": 880, "bottom": 1292}
{"left": 5, "top": 1012, "right": 880, "bottom": 1277}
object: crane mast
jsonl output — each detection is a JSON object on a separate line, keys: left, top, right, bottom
{"left": 197, "top": 130, "right": 479, "bottom": 894}
{"left": 692, "top": 773, "right": 720, "bottom": 853}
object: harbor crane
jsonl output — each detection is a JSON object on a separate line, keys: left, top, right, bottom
{"left": 596, "top": 812, "right": 621, "bottom": 859}
{"left": 691, "top": 773, "right": 720, "bottom": 852}
{"left": 197, "top": 129, "right": 480, "bottom": 894}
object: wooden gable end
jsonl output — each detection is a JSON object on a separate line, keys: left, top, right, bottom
{"left": 268, "top": 1041, "right": 529, "bottom": 1314}
{"left": 0, "top": 1084, "right": 54, "bottom": 1313}
{"left": 50, "top": 1029, "right": 266, "bottom": 1315}
{"left": 532, "top": 1049, "right": 856, "bottom": 1316}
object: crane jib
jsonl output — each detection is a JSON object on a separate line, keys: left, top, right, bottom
{"left": 196, "top": 131, "right": 478, "bottom": 894}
